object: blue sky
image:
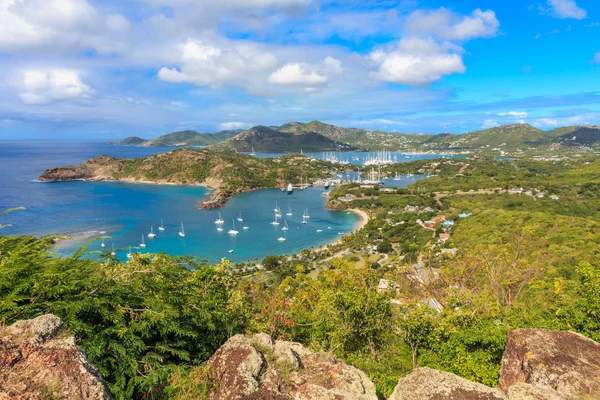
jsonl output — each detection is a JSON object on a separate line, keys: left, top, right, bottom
{"left": 0, "top": 0, "right": 599, "bottom": 139}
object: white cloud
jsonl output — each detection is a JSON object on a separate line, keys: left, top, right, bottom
{"left": 499, "top": 111, "right": 528, "bottom": 118}
{"left": 268, "top": 62, "right": 329, "bottom": 88}
{"left": 0, "top": 0, "right": 96, "bottom": 50}
{"left": 369, "top": 38, "right": 466, "bottom": 85}
{"left": 219, "top": 121, "right": 250, "bottom": 130}
{"left": 405, "top": 8, "right": 500, "bottom": 41}
{"left": 19, "top": 69, "right": 92, "bottom": 105}
{"left": 546, "top": 0, "right": 587, "bottom": 20}
{"left": 158, "top": 39, "right": 278, "bottom": 88}
{"left": 106, "top": 14, "right": 130, "bottom": 32}
{"left": 593, "top": 53, "right": 600, "bottom": 64}
{"left": 482, "top": 119, "right": 499, "bottom": 129}
{"left": 532, "top": 115, "right": 591, "bottom": 128}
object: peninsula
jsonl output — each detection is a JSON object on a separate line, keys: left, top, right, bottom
{"left": 38, "top": 148, "right": 348, "bottom": 208}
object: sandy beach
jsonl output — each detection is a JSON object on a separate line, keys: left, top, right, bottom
{"left": 314, "top": 208, "right": 370, "bottom": 252}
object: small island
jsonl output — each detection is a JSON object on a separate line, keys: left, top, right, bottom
{"left": 38, "top": 148, "right": 350, "bottom": 208}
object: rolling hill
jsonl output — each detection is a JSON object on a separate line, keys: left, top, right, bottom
{"left": 109, "top": 130, "right": 241, "bottom": 147}
{"left": 211, "top": 125, "right": 359, "bottom": 152}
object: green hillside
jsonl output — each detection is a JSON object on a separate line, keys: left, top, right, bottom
{"left": 212, "top": 125, "right": 359, "bottom": 152}
{"left": 147, "top": 130, "right": 239, "bottom": 147}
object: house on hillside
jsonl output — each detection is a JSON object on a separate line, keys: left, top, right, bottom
{"left": 405, "top": 205, "right": 419, "bottom": 213}
{"left": 442, "top": 220, "right": 454, "bottom": 227}
{"left": 439, "top": 233, "right": 451, "bottom": 242}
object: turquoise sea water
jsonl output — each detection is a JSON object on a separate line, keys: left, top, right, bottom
{"left": 0, "top": 141, "right": 428, "bottom": 262}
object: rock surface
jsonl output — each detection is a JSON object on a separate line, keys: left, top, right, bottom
{"left": 204, "top": 333, "right": 378, "bottom": 400}
{"left": 388, "top": 367, "right": 506, "bottom": 400}
{"left": 499, "top": 328, "right": 600, "bottom": 399}
{"left": 0, "top": 314, "right": 111, "bottom": 400}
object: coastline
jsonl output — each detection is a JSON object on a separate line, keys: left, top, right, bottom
{"left": 314, "top": 208, "right": 369, "bottom": 252}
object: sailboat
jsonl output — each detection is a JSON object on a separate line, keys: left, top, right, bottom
{"left": 111, "top": 243, "right": 116, "bottom": 256}
{"left": 237, "top": 211, "right": 243, "bottom": 222}
{"left": 287, "top": 183, "right": 293, "bottom": 194}
{"left": 228, "top": 220, "right": 239, "bottom": 235}
{"left": 101, "top": 238, "right": 105, "bottom": 248}
{"left": 303, "top": 208, "right": 310, "bottom": 219}
{"left": 277, "top": 237, "right": 286, "bottom": 242}
{"left": 215, "top": 212, "right": 224, "bottom": 225}
{"left": 140, "top": 235, "right": 146, "bottom": 248}
{"left": 250, "top": 146, "right": 256, "bottom": 156}
{"left": 301, "top": 208, "right": 308, "bottom": 224}
{"left": 316, "top": 229, "right": 323, "bottom": 233}
{"left": 179, "top": 222, "right": 186, "bottom": 237}
{"left": 274, "top": 201, "right": 280, "bottom": 213}
{"left": 271, "top": 214, "right": 280, "bottom": 226}
{"left": 243, "top": 226, "right": 249, "bottom": 230}
{"left": 148, "top": 227, "right": 156, "bottom": 238}
{"left": 282, "top": 220, "right": 289, "bottom": 231}
{"left": 286, "top": 207, "right": 292, "bottom": 217}
{"left": 127, "top": 246, "right": 133, "bottom": 259}
{"left": 159, "top": 218, "right": 165, "bottom": 231}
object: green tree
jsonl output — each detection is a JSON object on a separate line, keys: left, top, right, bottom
{"left": 397, "top": 304, "right": 438, "bottom": 369}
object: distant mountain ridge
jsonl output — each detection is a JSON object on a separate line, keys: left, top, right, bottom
{"left": 211, "top": 125, "right": 359, "bottom": 152}
{"left": 109, "top": 130, "right": 241, "bottom": 147}
{"left": 108, "top": 122, "right": 600, "bottom": 154}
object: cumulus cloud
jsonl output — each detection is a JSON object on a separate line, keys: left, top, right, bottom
{"left": 369, "top": 7, "right": 499, "bottom": 86}
{"left": 19, "top": 69, "right": 92, "bottom": 105}
{"left": 106, "top": 14, "right": 130, "bottom": 31}
{"left": 482, "top": 119, "right": 499, "bottom": 129}
{"left": 545, "top": 0, "right": 587, "bottom": 20}
{"left": 268, "top": 58, "right": 341, "bottom": 90}
{"left": 405, "top": 8, "right": 500, "bottom": 41}
{"left": 269, "top": 63, "right": 328, "bottom": 86}
{"left": 0, "top": 0, "right": 96, "bottom": 50}
{"left": 158, "top": 39, "right": 278, "bottom": 88}
{"left": 369, "top": 38, "right": 466, "bottom": 85}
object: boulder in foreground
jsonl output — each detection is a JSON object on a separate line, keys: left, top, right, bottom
{"left": 202, "top": 333, "right": 378, "bottom": 400}
{"left": 0, "top": 314, "right": 111, "bottom": 400}
{"left": 499, "top": 328, "right": 600, "bottom": 399}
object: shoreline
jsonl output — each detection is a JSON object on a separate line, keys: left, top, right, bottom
{"left": 314, "top": 208, "right": 370, "bottom": 253}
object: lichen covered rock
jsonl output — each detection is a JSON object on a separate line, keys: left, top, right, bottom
{"left": 499, "top": 328, "right": 600, "bottom": 399}
{"left": 0, "top": 314, "right": 111, "bottom": 400}
{"left": 204, "top": 334, "right": 378, "bottom": 400}
{"left": 388, "top": 367, "right": 506, "bottom": 400}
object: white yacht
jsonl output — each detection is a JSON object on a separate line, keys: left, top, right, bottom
{"left": 237, "top": 212, "right": 243, "bottom": 222}
{"left": 215, "top": 212, "right": 224, "bottom": 225}
{"left": 148, "top": 227, "right": 156, "bottom": 238}
{"left": 271, "top": 214, "right": 280, "bottom": 226}
{"left": 228, "top": 220, "right": 239, "bottom": 235}
{"left": 111, "top": 243, "right": 116, "bottom": 256}
{"left": 282, "top": 220, "right": 289, "bottom": 231}
{"left": 243, "top": 226, "right": 249, "bottom": 230}
{"left": 159, "top": 219, "right": 165, "bottom": 231}
{"left": 303, "top": 208, "right": 310, "bottom": 219}
{"left": 286, "top": 207, "right": 292, "bottom": 217}
{"left": 316, "top": 229, "right": 323, "bottom": 233}
{"left": 101, "top": 238, "right": 105, "bottom": 248}
{"left": 250, "top": 147, "right": 256, "bottom": 156}
{"left": 126, "top": 246, "right": 133, "bottom": 259}
{"left": 179, "top": 222, "right": 186, "bottom": 237}
{"left": 277, "top": 237, "right": 286, "bottom": 242}
{"left": 140, "top": 235, "right": 146, "bottom": 248}
{"left": 287, "top": 183, "right": 293, "bottom": 194}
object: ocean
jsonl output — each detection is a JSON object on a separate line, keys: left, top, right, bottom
{"left": 0, "top": 141, "right": 428, "bottom": 263}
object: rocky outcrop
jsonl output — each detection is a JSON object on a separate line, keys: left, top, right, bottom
{"left": 199, "top": 190, "right": 229, "bottom": 209}
{"left": 389, "top": 328, "right": 600, "bottom": 400}
{"left": 38, "top": 156, "right": 121, "bottom": 182}
{"left": 203, "top": 333, "right": 378, "bottom": 400}
{"left": 0, "top": 314, "right": 111, "bottom": 400}
{"left": 388, "top": 368, "right": 506, "bottom": 400}
{"left": 499, "top": 328, "right": 600, "bottom": 399}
